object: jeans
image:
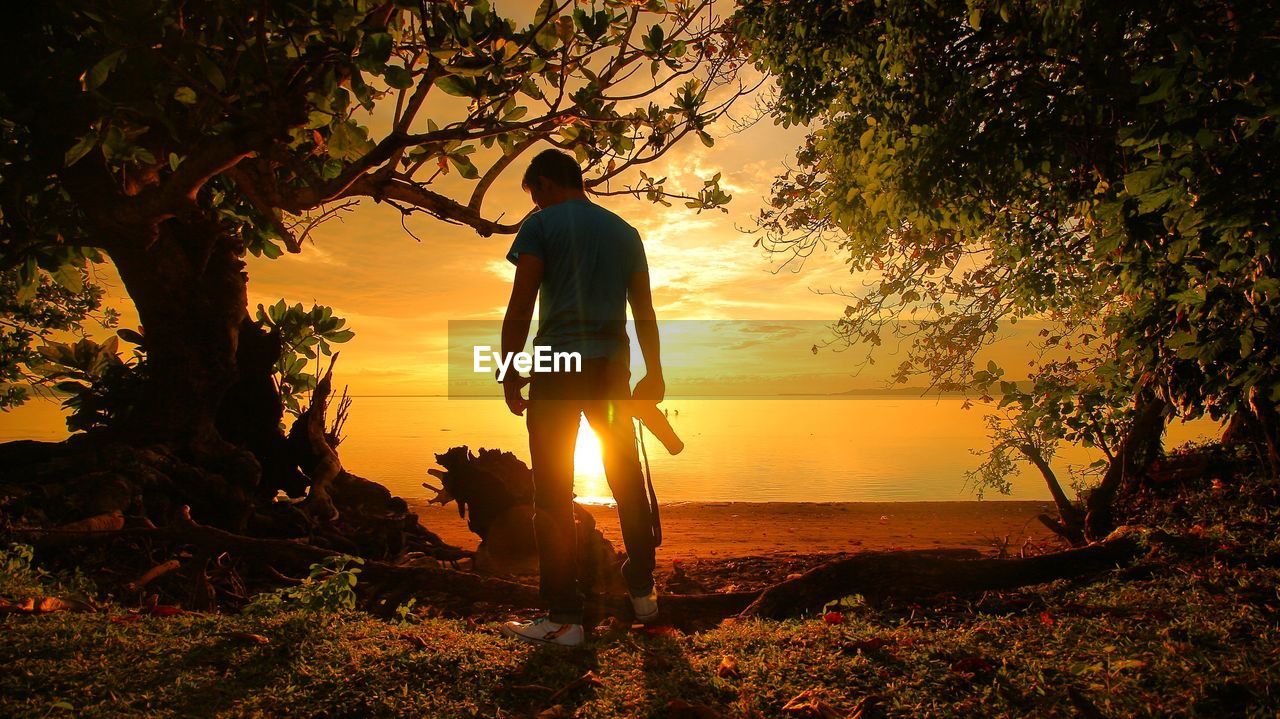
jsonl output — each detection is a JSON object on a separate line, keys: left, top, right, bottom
{"left": 526, "top": 356, "right": 657, "bottom": 625}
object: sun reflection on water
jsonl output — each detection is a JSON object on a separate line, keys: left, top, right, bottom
{"left": 573, "top": 415, "right": 615, "bottom": 505}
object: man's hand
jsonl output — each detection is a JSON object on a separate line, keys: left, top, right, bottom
{"left": 502, "top": 375, "right": 529, "bottom": 416}
{"left": 501, "top": 254, "right": 542, "bottom": 417}
{"left": 633, "top": 372, "right": 665, "bottom": 403}
{"left": 628, "top": 270, "right": 664, "bottom": 404}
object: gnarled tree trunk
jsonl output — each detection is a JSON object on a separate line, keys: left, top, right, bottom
{"left": 1020, "top": 443, "right": 1087, "bottom": 546}
{"left": 106, "top": 214, "right": 249, "bottom": 453}
{"left": 1084, "top": 390, "right": 1169, "bottom": 541}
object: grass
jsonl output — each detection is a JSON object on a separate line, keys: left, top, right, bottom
{"left": 3, "top": 474, "right": 1279, "bottom": 718}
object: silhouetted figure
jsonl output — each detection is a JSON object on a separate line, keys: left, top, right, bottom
{"left": 497, "top": 150, "right": 665, "bottom": 646}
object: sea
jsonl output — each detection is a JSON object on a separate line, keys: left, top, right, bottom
{"left": 0, "top": 396, "right": 1218, "bottom": 505}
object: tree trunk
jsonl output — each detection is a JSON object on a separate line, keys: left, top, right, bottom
{"left": 106, "top": 215, "right": 249, "bottom": 452}
{"left": 1084, "top": 390, "right": 1168, "bottom": 541}
{"left": 1021, "top": 444, "right": 1086, "bottom": 546}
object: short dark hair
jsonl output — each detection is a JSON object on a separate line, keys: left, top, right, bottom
{"left": 522, "top": 149, "right": 584, "bottom": 190}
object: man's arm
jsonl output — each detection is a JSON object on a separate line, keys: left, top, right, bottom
{"left": 628, "top": 270, "right": 664, "bottom": 402}
{"left": 500, "top": 253, "right": 543, "bottom": 415}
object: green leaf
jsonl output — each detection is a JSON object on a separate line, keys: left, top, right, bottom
{"left": 14, "top": 276, "right": 38, "bottom": 304}
{"left": 535, "top": 21, "right": 560, "bottom": 50}
{"left": 533, "top": 0, "right": 556, "bottom": 26}
{"left": 434, "top": 75, "right": 474, "bottom": 97}
{"left": 327, "top": 122, "right": 375, "bottom": 161}
{"left": 64, "top": 134, "right": 98, "bottom": 166}
{"left": 449, "top": 155, "right": 479, "bottom": 179}
{"left": 383, "top": 65, "right": 415, "bottom": 90}
{"left": 1240, "top": 331, "right": 1255, "bottom": 358}
{"left": 84, "top": 50, "right": 125, "bottom": 90}
{"left": 1122, "top": 167, "right": 1162, "bottom": 196}
{"left": 51, "top": 265, "right": 83, "bottom": 293}
{"left": 360, "top": 32, "right": 393, "bottom": 66}
{"left": 117, "top": 328, "right": 145, "bottom": 345}
{"left": 195, "top": 50, "right": 226, "bottom": 92}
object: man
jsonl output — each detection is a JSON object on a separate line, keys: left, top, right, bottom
{"left": 498, "top": 149, "right": 663, "bottom": 647}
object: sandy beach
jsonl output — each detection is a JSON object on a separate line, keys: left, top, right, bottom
{"left": 411, "top": 499, "right": 1061, "bottom": 562}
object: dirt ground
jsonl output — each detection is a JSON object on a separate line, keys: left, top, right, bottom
{"left": 412, "top": 499, "right": 1060, "bottom": 563}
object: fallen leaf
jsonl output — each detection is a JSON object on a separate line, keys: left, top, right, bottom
{"left": 949, "top": 656, "right": 996, "bottom": 676}
{"left": 845, "top": 637, "right": 895, "bottom": 653}
{"left": 781, "top": 689, "right": 841, "bottom": 718}
{"left": 850, "top": 694, "right": 885, "bottom": 719}
{"left": 546, "top": 670, "right": 603, "bottom": 705}
{"left": 126, "top": 559, "right": 182, "bottom": 592}
{"left": 0, "top": 596, "right": 94, "bottom": 614}
{"left": 822, "top": 611, "right": 844, "bottom": 625}
{"left": 146, "top": 604, "right": 187, "bottom": 617}
{"left": 403, "top": 634, "right": 432, "bottom": 649}
{"left": 220, "top": 631, "right": 270, "bottom": 645}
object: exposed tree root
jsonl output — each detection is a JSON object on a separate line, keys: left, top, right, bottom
{"left": 0, "top": 436, "right": 458, "bottom": 563}
{"left": 13, "top": 514, "right": 1153, "bottom": 631}
{"left": 739, "top": 529, "right": 1148, "bottom": 620}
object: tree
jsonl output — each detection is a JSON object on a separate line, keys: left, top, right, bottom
{"left": 1, "top": 0, "right": 750, "bottom": 445}
{"left": 736, "top": 0, "right": 1280, "bottom": 539}
{"left": 0, "top": 0, "right": 753, "bottom": 550}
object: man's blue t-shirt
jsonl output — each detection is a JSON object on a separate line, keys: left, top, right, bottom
{"left": 506, "top": 198, "right": 647, "bottom": 359}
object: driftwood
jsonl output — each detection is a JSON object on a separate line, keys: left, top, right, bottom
{"left": 740, "top": 528, "right": 1148, "bottom": 619}
{"left": 289, "top": 356, "right": 342, "bottom": 523}
{"left": 426, "top": 446, "right": 626, "bottom": 595}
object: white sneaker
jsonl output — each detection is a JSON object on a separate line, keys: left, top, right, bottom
{"left": 630, "top": 587, "right": 659, "bottom": 623}
{"left": 500, "top": 617, "right": 584, "bottom": 646}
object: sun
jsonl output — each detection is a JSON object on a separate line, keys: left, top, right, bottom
{"left": 573, "top": 415, "right": 613, "bottom": 505}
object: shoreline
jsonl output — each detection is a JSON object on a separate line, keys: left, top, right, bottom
{"left": 410, "top": 499, "right": 1061, "bottom": 561}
